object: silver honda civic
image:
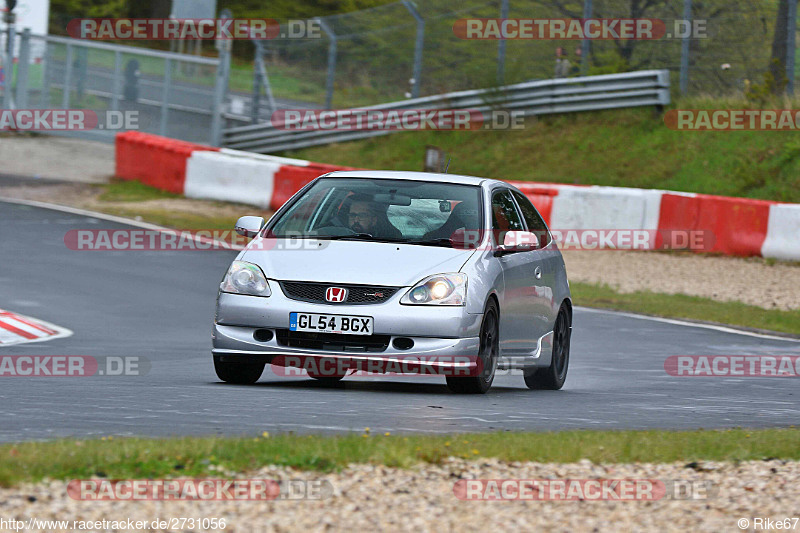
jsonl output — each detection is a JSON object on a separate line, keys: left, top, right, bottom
{"left": 212, "top": 170, "right": 572, "bottom": 393}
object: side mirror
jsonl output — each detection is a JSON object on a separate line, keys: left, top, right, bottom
{"left": 495, "top": 230, "right": 539, "bottom": 256}
{"left": 235, "top": 216, "right": 264, "bottom": 238}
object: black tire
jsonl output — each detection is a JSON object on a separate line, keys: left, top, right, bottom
{"left": 214, "top": 360, "right": 264, "bottom": 385}
{"left": 446, "top": 299, "right": 499, "bottom": 394}
{"left": 525, "top": 305, "right": 571, "bottom": 390}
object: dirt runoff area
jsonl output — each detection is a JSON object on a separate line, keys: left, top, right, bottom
{"left": 0, "top": 135, "right": 114, "bottom": 183}
{"left": 0, "top": 458, "right": 796, "bottom": 532}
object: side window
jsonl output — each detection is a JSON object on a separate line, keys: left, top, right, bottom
{"left": 491, "top": 190, "right": 524, "bottom": 244}
{"left": 511, "top": 190, "right": 551, "bottom": 248}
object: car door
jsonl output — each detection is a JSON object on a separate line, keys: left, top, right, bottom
{"left": 492, "top": 189, "right": 546, "bottom": 356}
{"left": 510, "top": 189, "right": 559, "bottom": 340}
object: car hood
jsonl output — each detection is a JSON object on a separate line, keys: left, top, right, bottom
{"left": 242, "top": 238, "right": 476, "bottom": 287}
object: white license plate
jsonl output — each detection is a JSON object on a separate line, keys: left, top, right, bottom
{"left": 289, "top": 312, "right": 374, "bottom": 335}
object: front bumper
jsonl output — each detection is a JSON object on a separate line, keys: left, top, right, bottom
{"left": 212, "top": 283, "right": 482, "bottom": 365}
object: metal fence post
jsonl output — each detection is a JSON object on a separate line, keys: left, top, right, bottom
{"left": 786, "top": 0, "right": 798, "bottom": 95}
{"left": 210, "top": 47, "right": 230, "bottom": 146}
{"left": 160, "top": 57, "right": 172, "bottom": 137}
{"left": 581, "top": 0, "right": 592, "bottom": 75}
{"left": 402, "top": 0, "right": 424, "bottom": 98}
{"left": 3, "top": 25, "right": 15, "bottom": 109}
{"left": 62, "top": 42, "right": 73, "bottom": 109}
{"left": 252, "top": 40, "right": 263, "bottom": 123}
{"left": 679, "top": 0, "right": 692, "bottom": 94}
{"left": 316, "top": 17, "right": 337, "bottom": 110}
{"left": 111, "top": 50, "right": 121, "bottom": 111}
{"left": 41, "top": 36, "right": 52, "bottom": 108}
{"left": 16, "top": 28, "right": 30, "bottom": 109}
{"left": 496, "top": 0, "right": 509, "bottom": 85}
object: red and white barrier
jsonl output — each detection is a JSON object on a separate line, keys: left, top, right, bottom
{"left": 114, "top": 132, "right": 800, "bottom": 261}
{"left": 762, "top": 204, "right": 800, "bottom": 261}
{"left": 549, "top": 185, "right": 663, "bottom": 233}
{"left": 185, "top": 150, "right": 285, "bottom": 209}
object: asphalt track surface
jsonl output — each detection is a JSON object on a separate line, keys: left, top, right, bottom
{"left": 1, "top": 199, "right": 799, "bottom": 442}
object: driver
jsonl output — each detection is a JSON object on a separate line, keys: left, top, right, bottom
{"left": 347, "top": 199, "right": 380, "bottom": 235}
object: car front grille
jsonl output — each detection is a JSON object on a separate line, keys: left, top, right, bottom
{"left": 275, "top": 330, "right": 390, "bottom": 352}
{"left": 279, "top": 281, "right": 399, "bottom": 305}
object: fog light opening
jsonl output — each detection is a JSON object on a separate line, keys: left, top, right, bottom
{"left": 392, "top": 337, "right": 414, "bottom": 350}
{"left": 254, "top": 329, "right": 274, "bottom": 342}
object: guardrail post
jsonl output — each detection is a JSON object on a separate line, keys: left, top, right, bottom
{"left": 402, "top": 0, "right": 424, "bottom": 98}
{"left": 496, "top": 0, "right": 509, "bottom": 85}
{"left": 679, "top": 0, "right": 691, "bottom": 94}
{"left": 787, "top": 0, "right": 798, "bottom": 95}
{"left": 15, "top": 27, "right": 30, "bottom": 109}
{"left": 580, "top": 0, "right": 592, "bottom": 76}
{"left": 316, "top": 17, "right": 337, "bottom": 110}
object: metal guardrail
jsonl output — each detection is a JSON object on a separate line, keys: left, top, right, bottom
{"left": 223, "top": 69, "right": 670, "bottom": 154}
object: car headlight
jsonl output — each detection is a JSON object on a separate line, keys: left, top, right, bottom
{"left": 401, "top": 273, "right": 467, "bottom": 306}
{"left": 220, "top": 261, "right": 271, "bottom": 297}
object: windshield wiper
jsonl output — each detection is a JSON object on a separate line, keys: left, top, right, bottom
{"left": 324, "top": 233, "right": 410, "bottom": 243}
{"left": 325, "top": 233, "right": 377, "bottom": 240}
{"left": 398, "top": 238, "right": 456, "bottom": 248}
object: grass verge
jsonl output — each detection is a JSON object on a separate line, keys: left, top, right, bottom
{"left": 96, "top": 206, "right": 241, "bottom": 231}
{"left": 1, "top": 428, "right": 799, "bottom": 487}
{"left": 97, "top": 180, "right": 180, "bottom": 203}
{"left": 87, "top": 180, "right": 267, "bottom": 230}
{"left": 571, "top": 282, "right": 800, "bottom": 336}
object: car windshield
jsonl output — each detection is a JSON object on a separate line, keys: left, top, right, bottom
{"left": 267, "top": 178, "right": 484, "bottom": 247}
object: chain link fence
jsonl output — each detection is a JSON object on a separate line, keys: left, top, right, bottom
{"left": 2, "top": 1, "right": 795, "bottom": 142}
{"left": 247, "top": 0, "right": 791, "bottom": 114}
{"left": 1, "top": 28, "right": 225, "bottom": 144}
